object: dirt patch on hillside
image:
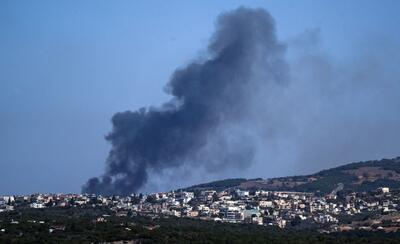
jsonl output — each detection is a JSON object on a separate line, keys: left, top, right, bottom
{"left": 344, "top": 167, "right": 400, "bottom": 184}
{"left": 239, "top": 178, "right": 309, "bottom": 190}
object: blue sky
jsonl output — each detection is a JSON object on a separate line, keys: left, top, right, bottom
{"left": 1, "top": 1, "right": 400, "bottom": 194}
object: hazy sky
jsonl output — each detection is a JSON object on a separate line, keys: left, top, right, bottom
{"left": 1, "top": 1, "right": 400, "bottom": 195}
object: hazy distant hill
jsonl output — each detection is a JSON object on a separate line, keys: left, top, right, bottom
{"left": 184, "top": 157, "right": 400, "bottom": 195}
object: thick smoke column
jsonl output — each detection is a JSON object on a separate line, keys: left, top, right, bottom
{"left": 83, "top": 7, "right": 287, "bottom": 195}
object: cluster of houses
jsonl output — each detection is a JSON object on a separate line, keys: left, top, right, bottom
{"left": 1, "top": 186, "right": 399, "bottom": 231}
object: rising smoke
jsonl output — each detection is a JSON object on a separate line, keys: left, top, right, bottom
{"left": 82, "top": 7, "right": 288, "bottom": 195}
{"left": 83, "top": 7, "right": 400, "bottom": 195}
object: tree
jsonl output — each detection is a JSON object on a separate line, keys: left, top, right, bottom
{"left": 146, "top": 195, "right": 157, "bottom": 204}
{"left": 45, "top": 199, "right": 53, "bottom": 207}
{"left": 212, "top": 193, "right": 219, "bottom": 202}
{"left": 291, "top": 216, "right": 302, "bottom": 226}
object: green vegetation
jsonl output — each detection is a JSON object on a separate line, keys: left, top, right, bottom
{"left": 302, "top": 157, "right": 400, "bottom": 194}
{"left": 184, "top": 178, "right": 249, "bottom": 191}
{"left": 292, "top": 172, "right": 358, "bottom": 195}
{"left": 181, "top": 157, "right": 400, "bottom": 195}
{"left": 333, "top": 157, "right": 400, "bottom": 173}
{"left": 1, "top": 208, "right": 400, "bottom": 243}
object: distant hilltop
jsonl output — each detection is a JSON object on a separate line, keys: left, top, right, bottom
{"left": 183, "top": 157, "right": 400, "bottom": 195}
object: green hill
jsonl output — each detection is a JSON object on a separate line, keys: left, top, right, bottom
{"left": 183, "top": 157, "right": 400, "bottom": 195}
{"left": 182, "top": 178, "right": 262, "bottom": 192}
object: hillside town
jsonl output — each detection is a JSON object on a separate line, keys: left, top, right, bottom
{"left": 2, "top": 186, "right": 400, "bottom": 233}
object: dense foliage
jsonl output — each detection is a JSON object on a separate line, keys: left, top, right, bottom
{"left": 1, "top": 208, "right": 400, "bottom": 243}
{"left": 184, "top": 178, "right": 249, "bottom": 191}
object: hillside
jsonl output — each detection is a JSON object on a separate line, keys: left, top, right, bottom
{"left": 184, "top": 157, "right": 400, "bottom": 195}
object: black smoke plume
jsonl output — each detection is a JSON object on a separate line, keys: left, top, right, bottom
{"left": 82, "top": 7, "right": 288, "bottom": 195}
